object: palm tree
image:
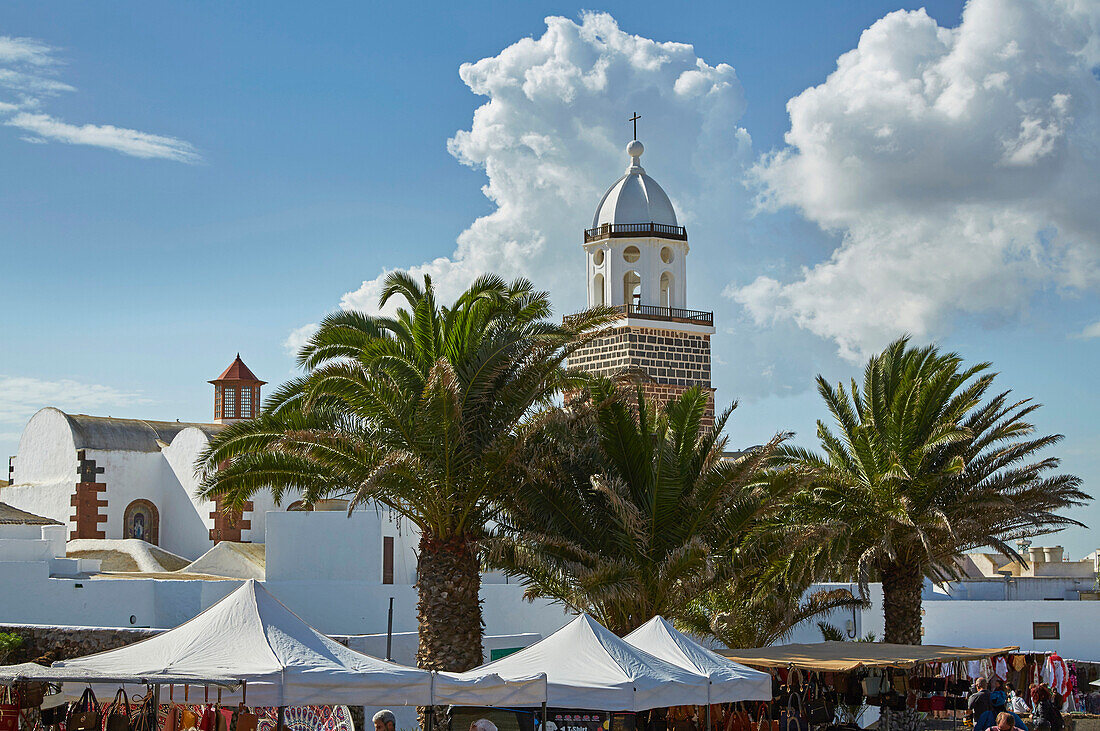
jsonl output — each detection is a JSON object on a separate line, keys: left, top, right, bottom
{"left": 487, "top": 378, "right": 801, "bottom": 636}
{"left": 778, "top": 337, "right": 1088, "bottom": 644}
{"left": 197, "top": 272, "right": 612, "bottom": 672}
{"left": 680, "top": 573, "right": 864, "bottom": 648}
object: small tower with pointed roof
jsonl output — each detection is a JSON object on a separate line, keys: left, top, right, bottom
{"left": 209, "top": 355, "right": 265, "bottom": 424}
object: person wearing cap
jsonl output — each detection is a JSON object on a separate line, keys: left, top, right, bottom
{"left": 373, "top": 710, "right": 397, "bottom": 731}
{"left": 470, "top": 720, "right": 499, "bottom": 731}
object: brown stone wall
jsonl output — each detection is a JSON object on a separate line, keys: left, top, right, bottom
{"left": 570, "top": 326, "right": 712, "bottom": 387}
{"left": 0, "top": 624, "right": 160, "bottom": 665}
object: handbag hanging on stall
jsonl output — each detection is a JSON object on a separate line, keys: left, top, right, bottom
{"left": 131, "top": 692, "right": 157, "bottom": 731}
{"left": 235, "top": 705, "right": 259, "bottom": 731}
{"left": 779, "top": 692, "right": 807, "bottom": 731}
{"left": 753, "top": 702, "right": 776, "bottom": 731}
{"left": 104, "top": 689, "right": 131, "bottom": 731}
{"left": 804, "top": 675, "right": 833, "bottom": 725}
{"left": 0, "top": 687, "right": 19, "bottom": 731}
{"left": 66, "top": 688, "right": 101, "bottom": 731}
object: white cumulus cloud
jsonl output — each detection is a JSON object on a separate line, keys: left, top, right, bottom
{"left": 283, "top": 322, "right": 320, "bottom": 357}
{"left": 0, "top": 32, "right": 200, "bottom": 162}
{"left": 731, "top": 0, "right": 1100, "bottom": 360}
{"left": 339, "top": 11, "right": 751, "bottom": 315}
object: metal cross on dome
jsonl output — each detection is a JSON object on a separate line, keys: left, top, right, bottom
{"left": 629, "top": 112, "right": 640, "bottom": 140}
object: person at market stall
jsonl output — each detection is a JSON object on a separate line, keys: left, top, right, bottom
{"left": 1031, "top": 686, "right": 1064, "bottom": 731}
{"left": 372, "top": 710, "right": 397, "bottom": 731}
{"left": 970, "top": 678, "right": 994, "bottom": 723}
{"left": 984, "top": 711, "right": 1018, "bottom": 731}
{"left": 977, "top": 691, "right": 1028, "bottom": 731}
{"left": 1005, "top": 684, "right": 1031, "bottom": 716}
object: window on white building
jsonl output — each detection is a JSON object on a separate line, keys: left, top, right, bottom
{"left": 1033, "top": 621, "right": 1060, "bottom": 640}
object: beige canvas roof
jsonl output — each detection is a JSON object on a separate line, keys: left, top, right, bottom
{"left": 717, "top": 641, "right": 1019, "bottom": 671}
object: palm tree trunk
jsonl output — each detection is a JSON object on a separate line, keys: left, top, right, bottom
{"left": 416, "top": 533, "right": 484, "bottom": 669}
{"left": 415, "top": 533, "right": 484, "bottom": 731}
{"left": 880, "top": 560, "right": 923, "bottom": 644}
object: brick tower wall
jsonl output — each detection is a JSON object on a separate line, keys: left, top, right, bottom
{"left": 570, "top": 324, "right": 715, "bottom": 427}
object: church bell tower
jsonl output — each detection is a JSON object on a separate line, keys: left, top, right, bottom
{"left": 569, "top": 127, "right": 716, "bottom": 425}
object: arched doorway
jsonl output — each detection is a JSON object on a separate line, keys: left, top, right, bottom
{"left": 660, "top": 271, "right": 673, "bottom": 308}
{"left": 123, "top": 499, "right": 159, "bottom": 545}
{"left": 624, "top": 270, "right": 641, "bottom": 306}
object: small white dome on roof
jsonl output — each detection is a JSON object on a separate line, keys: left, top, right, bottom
{"left": 592, "top": 141, "right": 678, "bottom": 229}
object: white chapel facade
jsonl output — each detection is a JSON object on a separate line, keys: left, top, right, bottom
{"left": 570, "top": 134, "right": 716, "bottom": 424}
{"left": 2, "top": 355, "right": 287, "bottom": 559}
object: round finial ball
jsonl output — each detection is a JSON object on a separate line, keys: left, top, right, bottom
{"left": 627, "top": 140, "right": 644, "bottom": 158}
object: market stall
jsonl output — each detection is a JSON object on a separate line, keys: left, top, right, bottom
{"left": 0, "top": 581, "right": 545, "bottom": 709}
{"left": 624, "top": 617, "right": 772, "bottom": 703}
{"left": 449, "top": 614, "right": 711, "bottom": 711}
{"left": 716, "top": 642, "right": 1020, "bottom": 672}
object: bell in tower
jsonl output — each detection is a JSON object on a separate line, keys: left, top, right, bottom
{"left": 570, "top": 124, "right": 716, "bottom": 426}
{"left": 209, "top": 354, "right": 265, "bottom": 424}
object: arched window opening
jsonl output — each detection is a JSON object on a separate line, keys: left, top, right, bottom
{"left": 624, "top": 271, "right": 641, "bottom": 306}
{"left": 593, "top": 273, "right": 605, "bottom": 306}
{"left": 287, "top": 500, "right": 312, "bottom": 512}
{"left": 660, "top": 272, "right": 673, "bottom": 308}
{"left": 124, "top": 499, "right": 159, "bottom": 545}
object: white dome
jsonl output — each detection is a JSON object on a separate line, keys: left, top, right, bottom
{"left": 591, "top": 141, "right": 678, "bottom": 228}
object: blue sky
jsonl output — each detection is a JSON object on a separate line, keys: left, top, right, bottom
{"left": 3, "top": 1, "right": 1100, "bottom": 558}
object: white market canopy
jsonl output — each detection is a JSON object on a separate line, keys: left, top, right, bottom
{"left": 453, "top": 614, "right": 710, "bottom": 712}
{"left": 6, "top": 580, "right": 544, "bottom": 708}
{"left": 624, "top": 617, "right": 772, "bottom": 703}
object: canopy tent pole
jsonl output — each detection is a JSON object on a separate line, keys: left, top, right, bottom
{"left": 541, "top": 702, "right": 547, "bottom": 731}
{"left": 705, "top": 679, "right": 712, "bottom": 731}
{"left": 277, "top": 707, "right": 285, "bottom": 731}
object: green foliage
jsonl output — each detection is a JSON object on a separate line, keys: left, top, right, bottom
{"left": 817, "top": 621, "right": 875, "bottom": 643}
{"left": 197, "top": 272, "right": 615, "bottom": 540}
{"left": 681, "top": 575, "right": 864, "bottom": 649}
{"left": 487, "top": 378, "right": 803, "bottom": 635}
{"left": 0, "top": 632, "right": 24, "bottom": 664}
{"left": 778, "top": 336, "right": 1088, "bottom": 640}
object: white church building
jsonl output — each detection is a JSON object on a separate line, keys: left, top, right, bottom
{"left": 3, "top": 355, "right": 285, "bottom": 559}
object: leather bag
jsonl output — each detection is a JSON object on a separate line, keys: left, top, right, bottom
{"left": 0, "top": 687, "right": 18, "bottom": 731}
{"left": 130, "top": 693, "right": 156, "bottom": 731}
{"left": 780, "top": 694, "right": 807, "bottom": 731}
{"left": 104, "top": 689, "right": 131, "bottom": 731}
{"left": 235, "top": 706, "right": 258, "bottom": 731}
{"left": 805, "top": 682, "right": 833, "bottom": 725}
{"left": 179, "top": 708, "right": 200, "bottom": 731}
{"left": 198, "top": 706, "right": 217, "bottom": 731}
{"left": 216, "top": 708, "right": 233, "bottom": 731}
{"left": 67, "top": 688, "right": 101, "bottom": 731}
{"left": 726, "top": 705, "right": 751, "bottom": 731}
